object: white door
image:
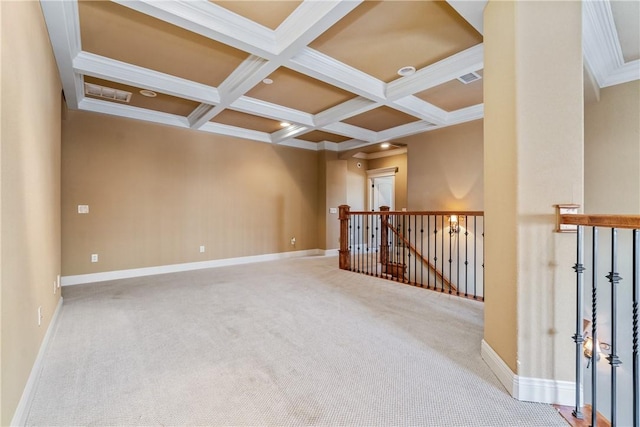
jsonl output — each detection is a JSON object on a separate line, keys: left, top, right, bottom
{"left": 370, "top": 175, "right": 394, "bottom": 211}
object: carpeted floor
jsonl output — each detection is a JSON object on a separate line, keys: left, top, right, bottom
{"left": 26, "top": 256, "right": 566, "bottom": 426}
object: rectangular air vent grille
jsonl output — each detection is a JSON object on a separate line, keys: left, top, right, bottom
{"left": 457, "top": 71, "right": 482, "bottom": 84}
{"left": 84, "top": 83, "right": 132, "bottom": 103}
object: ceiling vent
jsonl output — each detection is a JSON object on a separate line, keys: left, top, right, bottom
{"left": 457, "top": 71, "right": 482, "bottom": 84}
{"left": 84, "top": 83, "right": 132, "bottom": 103}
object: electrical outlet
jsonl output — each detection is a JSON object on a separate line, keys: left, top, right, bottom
{"left": 199, "top": 245, "right": 205, "bottom": 253}
{"left": 290, "top": 237, "right": 296, "bottom": 246}
{"left": 37, "top": 306, "right": 42, "bottom": 326}
{"left": 91, "top": 254, "right": 98, "bottom": 263}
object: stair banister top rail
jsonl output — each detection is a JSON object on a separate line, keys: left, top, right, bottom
{"left": 559, "top": 214, "right": 640, "bottom": 229}
{"left": 348, "top": 210, "right": 484, "bottom": 216}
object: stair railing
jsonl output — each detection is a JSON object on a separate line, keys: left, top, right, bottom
{"left": 338, "top": 205, "right": 484, "bottom": 301}
{"left": 558, "top": 211, "right": 640, "bottom": 426}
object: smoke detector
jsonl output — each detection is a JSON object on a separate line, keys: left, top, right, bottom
{"left": 84, "top": 83, "right": 131, "bottom": 103}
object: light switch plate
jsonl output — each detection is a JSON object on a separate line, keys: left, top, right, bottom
{"left": 329, "top": 207, "right": 337, "bottom": 214}
{"left": 78, "top": 205, "right": 89, "bottom": 214}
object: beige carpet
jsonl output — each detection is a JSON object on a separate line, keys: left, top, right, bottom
{"left": 26, "top": 256, "right": 566, "bottom": 426}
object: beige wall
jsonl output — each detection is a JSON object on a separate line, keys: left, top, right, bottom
{"left": 585, "top": 81, "right": 640, "bottom": 214}
{"left": 62, "top": 111, "right": 319, "bottom": 275}
{"left": 368, "top": 153, "right": 407, "bottom": 211}
{"left": 484, "top": 0, "right": 583, "bottom": 382}
{"left": 403, "top": 120, "right": 483, "bottom": 211}
{"left": 1, "top": 2, "right": 62, "bottom": 424}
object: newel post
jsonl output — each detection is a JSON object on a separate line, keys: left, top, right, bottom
{"left": 380, "top": 206, "right": 390, "bottom": 266}
{"left": 338, "top": 205, "right": 351, "bottom": 270}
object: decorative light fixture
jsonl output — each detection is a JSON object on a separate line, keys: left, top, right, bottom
{"left": 583, "top": 335, "right": 611, "bottom": 368}
{"left": 381, "top": 142, "right": 391, "bottom": 149}
{"left": 280, "top": 122, "right": 290, "bottom": 127}
{"left": 449, "top": 215, "right": 459, "bottom": 233}
{"left": 139, "top": 89, "right": 157, "bottom": 98}
{"left": 397, "top": 66, "right": 416, "bottom": 77}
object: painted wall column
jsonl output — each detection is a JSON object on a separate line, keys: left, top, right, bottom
{"left": 483, "top": 0, "right": 584, "bottom": 403}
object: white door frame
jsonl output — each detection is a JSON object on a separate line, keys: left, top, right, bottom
{"left": 367, "top": 166, "right": 397, "bottom": 211}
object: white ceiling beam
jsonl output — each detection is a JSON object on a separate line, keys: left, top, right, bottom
{"left": 199, "top": 122, "right": 272, "bottom": 143}
{"left": 386, "top": 44, "right": 484, "bottom": 101}
{"left": 271, "top": 124, "right": 313, "bottom": 143}
{"left": 446, "top": 1, "right": 487, "bottom": 35}
{"left": 231, "top": 97, "right": 315, "bottom": 127}
{"left": 73, "top": 52, "right": 221, "bottom": 105}
{"left": 112, "top": 0, "right": 278, "bottom": 58}
{"left": 321, "top": 122, "right": 378, "bottom": 142}
{"left": 79, "top": 98, "right": 190, "bottom": 128}
{"left": 377, "top": 121, "right": 437, "bottom": 142}
{"left": 446, "top": 103, "right": 484, "bottom": 125}
{"left": 388, "top": 96, "right": 447, "bottom": 125}
{"left": 602, "top": 59, "right": 640, "bottom": 87}
{"left": 314, "top": 97, "right": 379, "bottom": 128}
{"left": 287, "top": 48, "right": 386, "bottom": 102}
{"left": 40, "top": 0, "right": 83, "bottom": 108}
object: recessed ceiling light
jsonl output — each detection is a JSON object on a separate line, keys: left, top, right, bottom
{"left": 397, "top": 66, "right": 416, "bottom": 77}
{"left": 139, "top": 89, "right": 157, "bottom": 97}
{"left": 280, "top": 122, "right": 290, "bottom": 127}
{"left": 262, "top": 78, "right": 274, "bottom": 85}
{"left": 381, "top": 142, "right": 391, "bottom": 149}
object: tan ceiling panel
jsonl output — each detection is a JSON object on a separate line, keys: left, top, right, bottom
{"left": 416, "top": 70, "right": 484, "bottom": 112}
{"left": 309, "top": 1, "right": 482, "bottom": 82}
{"left": 211, "top": 110, "right": 283, "bottom": 133}
{"left": 211, "top": 1, "right": 302, "bottom": 30}
{"left": 84, "top": 76, "right": 200, "bottom": 116}
{"left": 245, "top": 67, "right": 354, "bottom": 114}
{"left": 78, "top": 1, "right": 248, "bottom": 87}
{"left": 297, "top": 130, "right": 352, "bottom": 143}
{"left": 343, "top": 106, "right": 419, "bottom": 132}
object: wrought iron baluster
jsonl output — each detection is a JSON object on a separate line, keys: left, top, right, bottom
{"left": 448, "top": 215, "right": 453, "bottom": 294}
{"left": 457, "top": 217, "right": 461, "bottom": 296}
{"left": 572, "top": 225, "right": 585, "bottom": 420}
{"left": 441, "top": 215, "right": 445, "bottom": 292}
{"left": 408, "top": 215, "right": 412, "bottom": 284}
{"left": 606, "top": 228, "right": 622, "bottom": 426}
{"left": 474, "top": 216, "right": 477, "bottom": 299}
{"left": 634, "top": 228, "right": 639, "bottom": 427}
{"left": 420, "top": 215, "right": 424, "bottom": 287}
{"left": 591, "top": 226, "right": 599, "bottom": 427}
{"left": 465, "top": 217, "right": 469, "bottom": 297}
{"left": 349, "top": 217, "right": 353, "bottom": 271}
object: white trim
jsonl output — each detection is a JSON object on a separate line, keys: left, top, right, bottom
{"left": 363, "top": 147, "right": 407, "bottom": 160}
{"left": 480, "top": 340, "right": 576, "bottom": 406}
{"left": 61, "top": 249, "right": 324, "bottom": 286}
{"left": 322, "top": 249, "right": 339, "bottom": 256}
{"left": 11, "top": 297, "right": 64, "bottom": 427}
{"left": 366, "top": 166, "right": 398, "bottom": 178}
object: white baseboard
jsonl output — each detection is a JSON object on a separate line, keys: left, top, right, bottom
{"left": 481, "top": 339, "right": 576, "bottom": 406}
{"left": 11, "top": 297, "right": 64, "bottom": 427}
{"left": 62, "top": 249, "right": 336, "bottom": 286}
{"left": 322, "top": 248, "right": 339, "bottom": 256}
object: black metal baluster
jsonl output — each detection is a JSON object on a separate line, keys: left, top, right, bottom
{"left": 441, "top": 215, "right": 445, "bottom": 292}
{"left": 474, "top": 216, "right": 477, "bottom": 299}
{"left": 448, "top": 215, "right": 453, "bottom": 294}
{"left": 606, "top": 228, "right": 622, "bottom": 426}
{"left": 434, "top": 217, "right": 438, "bottom": 290}
{"left": 407, "top": 214, "right": 412, "bottom": 284}
{"left": 349, "top": 216, "right": 353, "bottom": 271}
{"left": 591, "top": 226, "right": 599, "bottom": 427}
{"left": 572, "top": 225, "right": 585, "bottom": 420}
{"left": 465, "top": 217, "right": 469, "bottom": 297}
{"left": 420, "top": 215, "right": 424, "bottom": 287}
{"left": 414, "top": 215, "right": 417, "bottom": 286}
{"left": 427, "top": 215, "right": 431, "bottom": 289}
{"left": 633, "top": 228, "right": 639, "bottom": 427}
{"left": 457, "top": 217, "right": 461, "bottom": 296}
{"left": 374, "top": 214, "right": 378, "bottom": 277}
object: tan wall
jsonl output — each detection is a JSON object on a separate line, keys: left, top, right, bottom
{"left": 0, "top": 2, "right": 62, "bottom": 424}
{"left": 403, "top": 120, "right": 483, "bottom": 211}
{"left": 346, "top": 157, "right": 368, "bottom": 211}
{"left": 368, "top": 153, "right": 407, "bottom": 210}
{"left": 585, "top": 81, "right": 640, "bottom": 214}
{"left": 62, "top": 111, "right": 319, "bottom": 275}
{"left": 484, "top": 0, "right": 583, "bottom": 382}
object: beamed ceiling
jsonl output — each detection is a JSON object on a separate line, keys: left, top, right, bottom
{"left": 42, "top": 0, "right": 639, "bottom": 153}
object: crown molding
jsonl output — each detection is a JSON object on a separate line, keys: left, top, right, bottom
{"left": 40, "top": 0, "right": 83, "bottom": 108}
{"left": 602, "top": 60, "right": 640, "bottom": 88}
{"left": 280, "top": 138, "right": 323, "bottom": 151}
{"left": 112, "top": 0, "right": 277, "bottom": 58}
{"left": 231, "top": 97, "right": 315, "bottom": 127}
{"left": 321, "top": 122, "right": 378, "bottom": 142}
{"left": 79, "top": 97, "right": 190, "bottom": 128}
{"left": 358, "top": 147, "right": 408, "bottom": 160}
{"left": 271, "top": 124, "right": 312, "bottom": 143}
{"left": 377, "top": 121, "right": 437, "bottom": 142}
{"left": 287, "top": 48, "right": 387, "bottom": 102}
{"left": 390, "top": 96, "right": 446, "bottom": 125}
{"left": 446, "top": 1, "right": 486, "bottom": 35}
{"left": 199, "top": 122, "right": 272, "bottom": 143}
{"left": 73, "top": 51, "right": 221, "bottom": 105}
{"left": 386, "top": 44, "right": 484, "bottom": 101}
{"left": 447, "top": 104, "right": 484, "bottom": 125}
{"left": 314, "top": 97, "right": 379, "bottom": 128}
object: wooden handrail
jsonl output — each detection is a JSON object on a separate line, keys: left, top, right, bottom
{"left": 382, "top": 218, "right": 456, "bottom": 292}
{"left": 350, "top": 210, "right": 484, "bottom": 216}
{"left": 560, "top": 214, "right": 640, "bottom": 230}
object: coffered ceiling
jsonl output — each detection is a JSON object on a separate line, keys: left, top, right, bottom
{"left": 41, "top": 1, "right": 639, "bottom": 152}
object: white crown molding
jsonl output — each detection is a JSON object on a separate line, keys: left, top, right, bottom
{"left": 446, "top": 1, "right": 486, "bottom": 35}
{"left": 386, "top": 44, "right": 484, "bottom": 101}
{"left": 79, "top": 97, "right": 190, "bottom": 128}
{"left": 40, "top": 0, "right": 83, "bottom": 109}
{"left": 314, "top": 97, "right": 379, "bottom": 127}
{"left": 317, "top": 141, "right": 341, "bottom": 152}
{"left": 199, "top": 122, "right": 271, "bottom": 143}
{"left": 278, "top": 138, "right": 321, "bottom": 151}
{"left": 377, "top": 121, "right": 437, "bottom": 142}
{"left": 362, "top": 147, "right": 408, "bottom": 160}
{"left": 112, "top": 0, "right": 277, "bottom": 58}
{"left": 583, "top": 0, "right": 639, "bottom": 89}
{"left": 231, "top": 97, "right": 315, "bottom": 127}
{"left": 288, "top": 48, "right": 387, "bottom": 102}
{"left": 275, "top": 0, "right": 363, "bottom": 55}
{"left": 188, "top": 104, "right": 216, "bottom": 128}
{"left": 447, "top": 103, "right": 484, "bottom": 125}
{"left": 271, "top": 124, "right": 313, "bottom": 143}
{"left": 322, "top": 122, "right": 378, "bottom": 142}
{"left": 390, "top": 96, "right": 446, "bottom": 125}
{"left": 73, "top": 51, "right": 221, "bottom": 105}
